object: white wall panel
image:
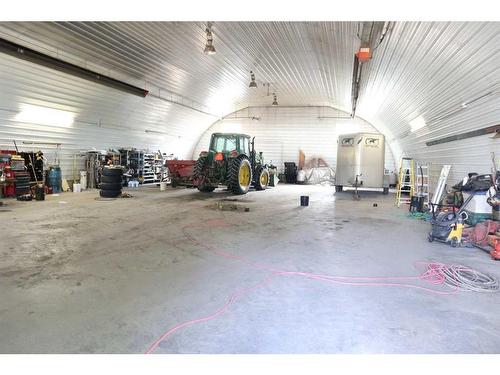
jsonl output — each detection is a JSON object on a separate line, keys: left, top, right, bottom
{"left": 193, "top": 106, "right": 396, "bottom": 173}
{"left": 0, "top": 53, "right": 216, "bottom": 178}
{"left": 357, "top": 22, "right": 500, "bottom": 186}
{"left": 1, "top": 21, "right": 499, "bottom": 186}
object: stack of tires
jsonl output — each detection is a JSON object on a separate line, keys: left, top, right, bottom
{"left": 100, "top": 166, "right": 123, "bottom": 198}
{"left": 14, "top": 171, "right": 31, "bottom": 197}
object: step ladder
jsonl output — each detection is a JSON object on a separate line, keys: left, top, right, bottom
{"left": 396, "top": 157, "right": 415, "bottom": 207}
{"left": 415, "top": 163, "right": 430, "bottom": 208}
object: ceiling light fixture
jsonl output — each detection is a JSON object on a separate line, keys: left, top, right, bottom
{"left": 272, "top": 93, "right": 278, "bottom": 106}
{"left": 249, "top": 71, "right": 257, "bottom": 88}
{"left": 204, "top": 22, "right": 216, "bottom": 55}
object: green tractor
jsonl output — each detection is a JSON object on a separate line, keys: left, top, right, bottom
{"left": 193, "top": 132, "right": 270, "bottom": 195}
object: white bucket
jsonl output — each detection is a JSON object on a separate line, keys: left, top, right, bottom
{"left": 297, "top": 170, "right": 306, "bottom": 182}
{"left": 73, "top": 183, "right": 81, "bottom": 193}
{"left": 80, "top": 171, "right": 87, "bottom": 190}
{"left": 160, "top": 182, "right": 167, "bottom": 191}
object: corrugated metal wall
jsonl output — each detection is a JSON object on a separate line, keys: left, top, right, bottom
{"left": 1, "top": 21, "right": 499, "bottom": 187}
{"left": 0, "top": 52, "right": 216, "bottom": 178}
{"left": 356, "top": 22, "right": 500, "bottom": 186}
{"left": 193, "top": 106, "right": 396, "bottom": 173}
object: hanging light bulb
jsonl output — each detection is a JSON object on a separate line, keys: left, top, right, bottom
{"left": 272, "top": 93, "right": 278, "bottom": 106}
{"left": 204, "top": 22, "right": 216, "bottom": 55}
{"left": 249, "top": 71, "right": 257, "bottom": 88}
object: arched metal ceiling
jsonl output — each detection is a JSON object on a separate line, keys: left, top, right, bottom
{"left": 0, "top": 22, "right": 358, "bottom": 114}
{"left": 0, "top": 21, "right": 499, "bottom": 168}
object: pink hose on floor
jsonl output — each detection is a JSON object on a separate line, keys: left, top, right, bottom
{"left": 144, "top": 222, "right": 460, "bottom": 354}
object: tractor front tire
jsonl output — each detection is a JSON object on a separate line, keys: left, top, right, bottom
{"left": 254, "top": 165, "right": 270, "bottom": 190}
{"left": 229, "top": 155, "right": 252, "bottom": 195}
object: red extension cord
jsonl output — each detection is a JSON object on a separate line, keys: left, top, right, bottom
{"left": 145, "top": 220, "right": 460, "bottom": 354}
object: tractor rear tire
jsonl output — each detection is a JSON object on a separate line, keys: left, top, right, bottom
{"left": 229, "top": 155, "right": 252, "bottom": 195}
{"left": 193, "top": 156, "right": 206, "bottom": 180}
{"left": 194, "top": 156, "right": 215, "bottom": 192}
{"left": 254, "top": 165, "right": 270, "bottom": 190}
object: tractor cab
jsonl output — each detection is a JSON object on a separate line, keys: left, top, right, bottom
{"left": 208, "top": 133, "right": 251, "bottom": 157}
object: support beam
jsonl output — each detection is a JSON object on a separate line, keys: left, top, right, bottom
{"left": 426, "top": 125, "right": 500, "bottom": 146}
{"left": 0, "top": 37, "right": 149, "bottom": 97}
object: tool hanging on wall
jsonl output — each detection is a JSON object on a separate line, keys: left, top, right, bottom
{"left": 396, "top": 158, "right": 415, "bottom": 207}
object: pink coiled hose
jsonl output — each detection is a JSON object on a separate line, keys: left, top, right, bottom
{"left": 145, "top": 222, "right": 472, "bottom": 354}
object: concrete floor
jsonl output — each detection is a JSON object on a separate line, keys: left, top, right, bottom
{"left": 1, "top": 184, "right": 499, "bottom": 353}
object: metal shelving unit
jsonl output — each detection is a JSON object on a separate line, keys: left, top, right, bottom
{"left": 119, "top": 149, "right": 167, "bottom": 185}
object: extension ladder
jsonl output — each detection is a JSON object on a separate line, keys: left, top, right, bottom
{"left": 396, "top": 157, "right": 415, "bottom": 207}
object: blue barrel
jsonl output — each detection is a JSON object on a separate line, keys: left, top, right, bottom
{"left": 47, "top": 166, "right": 62, "bottom": 193}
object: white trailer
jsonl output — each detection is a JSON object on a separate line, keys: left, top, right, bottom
{"left": 335, "top": 132, "right": 388, "bottom": 194}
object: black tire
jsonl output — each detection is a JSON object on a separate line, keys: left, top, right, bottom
{"left": 450, "top": 237, "right": 459, "bottom": 248}
{"left": 101, "top": 175, "right": 122, "bottom": 184}
{"left": 102, "top": 167, "right": 123, "bottom": 177}
{"left": 336, "top": 185, "right": 343, "bottom": 192}
{"left": 171, "top": 178, "right": 178, "bottom": 188}
{"left": 229, "top": 155, "right": 252, "bottom": 195}
{"left": 428, "top": 233, "right": 434, "bottom": 242}
{"left": 16, "top": 186, "right": 30, "bottom": 195}
{"left": 193, "top": 156, "right": 206, "bottom": 180}
{"left": 198, "top": 185, "right": 216, "bottom": 192}
{"left": 383, "top": 187, "right": 389, "bottom": 195}
{"left": 99, "top": 182, "right": 123, "bottom": 190}
{"left": 193, "top": 156, "right": 215, "bottom": 192}
{"left": 254, "top": 165, "right": 269, "bottom": 190}
{"left": 100, "top": 189, "right": 121, "bottom": 198}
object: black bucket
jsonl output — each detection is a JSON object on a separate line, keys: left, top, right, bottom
{"left": 493, "top": 205, "right": 500, "bottom": 221}
{"left": 35, "top": 184, "right": 45, "bottom": 201}
{"left": 300, "top": 195, "right": 309, "bottom": 206}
